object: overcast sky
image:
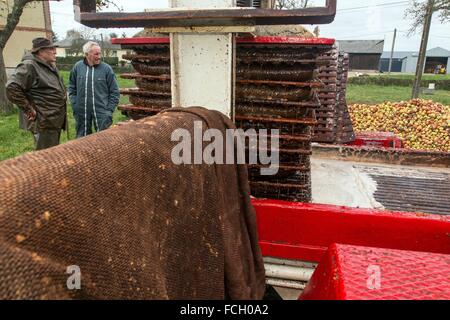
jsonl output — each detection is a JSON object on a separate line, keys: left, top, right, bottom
{"left": 50, "top": 0, "right": 450, "bottom": 52}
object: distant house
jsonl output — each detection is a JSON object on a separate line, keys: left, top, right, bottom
{"left": 379, "top": 51, "right": 413, "bottom": 73}
{"left": 337, "top": 40, "right": 385, "bottom": 71}
{"left": 55, "top": 38, "right": 129, "bottom": 63}
{"left": 54, "top": 38, "right": 75, "bottom": 57}
{"left": 1, "top": 1, "right": 52, "bottom": 75}
{"left": 380, "top": 47, "right": 450, "bottom": 74}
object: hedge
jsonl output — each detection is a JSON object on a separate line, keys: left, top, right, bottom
{"left": 56, "top": 56, "right": 119, "bottom": 68}
{"left": 348, "top": 76, "right": 450, "bottom": 90}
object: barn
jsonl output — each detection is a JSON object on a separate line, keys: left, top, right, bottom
{"left": 337, "top": 40, "right": 385, "bottom": 71}
{"left": 380, "top": 47, "right": 450, "bottom": 74}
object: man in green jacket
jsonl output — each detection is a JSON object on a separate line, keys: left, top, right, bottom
{"left": 6, "top": 38, "right": 67, "bottom": 151}
{"left": 68, "top": 41, "right": 120, "bottom": 138}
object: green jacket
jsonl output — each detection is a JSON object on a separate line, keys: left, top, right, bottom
{"left": 7, "top": 53, "right": 67, "bottom": 131}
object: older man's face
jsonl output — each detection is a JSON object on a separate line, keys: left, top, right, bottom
{"left": 37, "top": 47, "right": 57, "bottom": 65}
{"left": 87, "top": 46, "right": 102, "bottom": 66}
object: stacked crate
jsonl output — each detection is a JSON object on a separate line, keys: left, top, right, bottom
{"left": 314, "top": 48, "right": 355, "bottom": 144}
{"left": 234, "top": 37, "right": 335, "bottom": 202}
{"left": 314, "top": 46, "right": 339, "bottom": 143}
{"left": 119, "top": 40, "right": 172, "bottom": 120}
{"left": 117, "top": 37, "right": 341, "bottom": 203}
{"left": 335, "top": 53, "right": 356, "bottom": 144}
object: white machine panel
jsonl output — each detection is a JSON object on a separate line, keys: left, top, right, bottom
{"left": 170, "top": 0, "right": 235, "bottom": 117}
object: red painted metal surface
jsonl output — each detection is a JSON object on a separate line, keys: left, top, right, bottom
{"left": 237, "top": 36, "right": 335, "bottom": 45}
{"left": 112, "top": 36, "right": 335, "bottom": 46}
{"left": 346, "top": 132, "right": 403, "bottom": 149}
{"left": 253, "top": 199, "right": 450, "bottom": 263}
{"left": 300, "top": 244, "right": 450, "bottom": 300}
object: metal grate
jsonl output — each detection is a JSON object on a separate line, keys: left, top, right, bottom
{"left": 371, "top": 174, "right": 450, "bottom": 216}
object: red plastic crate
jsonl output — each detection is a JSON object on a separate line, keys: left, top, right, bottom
{"left": 300, "top": 244, "right": 450, "bottom": 300}
{"left": 346, "top": 132, "right": 403, "bottom": 149}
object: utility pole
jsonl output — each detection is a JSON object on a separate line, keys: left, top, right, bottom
{"left": 388, "top": 28, "right": 397, "bottom": 75}
{"left": 412, "top": 0, "right": 434, "bottom": 99}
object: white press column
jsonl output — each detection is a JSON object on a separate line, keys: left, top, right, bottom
{"left": 170, "top": 0, "right": 235, "bottom": 117}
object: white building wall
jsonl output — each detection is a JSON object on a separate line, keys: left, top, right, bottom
{"left": 403, "top": 55, "right": 419, "bottom": 74}
{"left": 1, "top": 1, "right": 50, "bottom": 71}
{"left": 56, "top": 47, "right": 66, "bottom": 58}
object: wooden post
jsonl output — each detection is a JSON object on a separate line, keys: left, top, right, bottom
{"left": 388, "top": 28, "right": 397, "bottom": 75}
{"left": 412, "top": 0, "right": 434, "bottom": 99}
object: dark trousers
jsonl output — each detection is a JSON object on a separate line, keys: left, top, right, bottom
{"left": 35, "top": 129, "right": 61, "bottom": 151}
{"left": 75, "top": 110, "right": 113, "bottom": 138}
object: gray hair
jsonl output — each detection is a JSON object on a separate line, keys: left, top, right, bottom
{"left": 83, "top": 41, "right": 100, "bottom": 55}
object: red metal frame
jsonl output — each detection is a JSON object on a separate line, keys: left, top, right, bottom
{"left": 253, "top": 199, "right": 450, "bottom": 263}
{"left": 112, "top": 37, "right": 335, "bottom": 46}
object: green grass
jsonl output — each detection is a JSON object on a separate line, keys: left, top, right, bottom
{"left": 0, "top": 71, "right": 135, "bottom": 162}
{"left": 0, "top": 113, "right": 35, "bottom": 161}
{"left": 346, "top": 84, "right": 450, "bottom": 105}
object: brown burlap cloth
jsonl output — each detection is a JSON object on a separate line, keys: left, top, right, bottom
{"left": 0, "top": 107, "right": 266, "bottom": 300}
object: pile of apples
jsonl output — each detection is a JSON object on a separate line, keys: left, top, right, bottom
{"left": 349, "top": 99, "right": 450, "bottom": 152}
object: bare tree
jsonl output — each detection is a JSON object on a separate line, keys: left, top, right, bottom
{"left": 99, "top": 33, "right": 114, "bottom": 58}
{"left": 405, "top": 0, "right": 450, "bottom": 35}
{"left": 95, "top": 0, "right": 121, "bottom": 11}
{"left": 0, "top": 0, "right": 34, "bottom": 114}
{"left": 51, "top": 30, "right": 59, "bottom": 43}
{"left": 274, "top": 0, "right": 311, "bottom": 9}
{"left": 313, "top": 26, "right": 320, "bottom": 37}
{"left": 66, "top": 39, "right": 85, "bottom": 57}
{"left": 65, "top": 27, "right": 98, "bottom": 56}
{"left": 100, "top": 32, "right": 119, "bottom": 58}
{"left": 80, "top": 26, "right": 97, "bottom": 40}
{"left": 0, "top": 0, "right": 117, "bottom": 114}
